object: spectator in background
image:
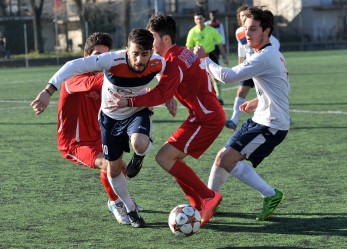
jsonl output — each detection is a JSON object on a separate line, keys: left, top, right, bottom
{"left": 186, "top": 12, "right": 229, "bottom": 105}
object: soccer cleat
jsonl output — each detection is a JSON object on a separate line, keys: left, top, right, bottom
{"left": 225, "top": 120, "right": 237, "bottom": 130}
{"left": 127, "top": 209, "right": 145, "bottom": 228}
{"left": 108, "top": 200, "right": 131, "bottom": 225}
{"left": 200, "top": 191, "right": 222, "bottom": 226}
{"left": 256, "top": 189, "right": 285, "bottom": 221}
{"left": 127, "top": 153, "right": 145, "bottom": 178}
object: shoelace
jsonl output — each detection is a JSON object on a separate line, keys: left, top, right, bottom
{"left": 114, "top": 203, "right": 127, "bottom": 216}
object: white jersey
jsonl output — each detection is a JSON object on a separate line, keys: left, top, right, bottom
{"left": 48, "top": 51, "right": 166, "bottom": 120}
{"left": 203, "top": 44, "right": 290, "bottom": 130}
{"left": 236, "top": 26, "right": 280, "bottom": 60}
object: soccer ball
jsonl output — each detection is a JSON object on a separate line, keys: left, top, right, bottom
{"left": 168, "top": 204, "right": 201, "bottom": 237}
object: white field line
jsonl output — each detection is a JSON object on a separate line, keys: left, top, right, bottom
{"left": 0, "top": 99, "right": 346, "bottom": 115}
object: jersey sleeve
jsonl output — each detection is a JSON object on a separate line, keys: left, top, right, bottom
{"left": 203, "top": 55, "right": 265, "bottom": 83}
{"left": 131, "top": 62, "right": 181, "bottom": 107}
{"left": 64, "top": 73, "right": 103, "bottom": 93}
{"left": 48, "top": 51, "right": 122, "bottom": 89}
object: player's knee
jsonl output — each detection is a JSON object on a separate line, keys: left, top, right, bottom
{"left": 132, "top": 138, "right": 151, "bottom": 155}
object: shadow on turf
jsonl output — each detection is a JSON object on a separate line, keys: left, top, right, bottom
{"left": 207, "top": 212, "right": 347, "bottom": 237}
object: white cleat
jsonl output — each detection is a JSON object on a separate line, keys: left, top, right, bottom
{"left": 108, "top": 200, "right": 131, "bottom": 225}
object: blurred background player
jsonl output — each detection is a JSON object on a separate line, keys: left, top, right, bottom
{"left": 186, "top": 12, "right": 229, "bottom": 105}
{"left": 195, "top": 6, "right": 289, "bottom": 221}
{"left": 30, "top": 32, "right": 141, "bottom": 225}
{"left": 205, "top": 10, "right": 227, "bottom": 105}
{"left": 226, "top": 5, "right": 280, "bottom": 130}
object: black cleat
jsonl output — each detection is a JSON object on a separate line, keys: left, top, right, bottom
{"left": 127, "top": 209, "right": 145, "bottom": 228}
{"left": 127, "top": 153, "right": 145, "bottom": 178}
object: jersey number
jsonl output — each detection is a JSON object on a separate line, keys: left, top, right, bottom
{"left": 102, "top": 144, "right": 108, "bottom": 155}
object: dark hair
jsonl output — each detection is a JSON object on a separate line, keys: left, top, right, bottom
{"left": 236, "top": 5, "right": 249, "bottom": 26}
{"left": 146, "top": 13, "right": 177, "bottom": 44}
{"left": 127, "top": 28, "right": 154, "bottom": 50}
{"left": 84, "top": 32, "right": 112, "bottom": 55}
{"left": 245, "top": 7, "right": 274, "bottom": 37}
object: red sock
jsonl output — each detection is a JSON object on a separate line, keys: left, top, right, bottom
{"left": 175, "top": 178, "right": 203, "bottom": 210}
{"left": 100, "top": 171, "right": 118, "bottom": 202}
{"left": 168, "top": 161, "right": 214, "bottom": 200}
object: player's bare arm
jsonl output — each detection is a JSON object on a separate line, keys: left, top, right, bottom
{"left": 30, "top": 83, "right": 57, "bottom": 115}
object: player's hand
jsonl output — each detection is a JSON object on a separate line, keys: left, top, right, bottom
{"left": 30, "top": 90, "right": 51, "bottom": 115}
{"left": 165, "top": 97, "right": 177, "bottom": 117}
{"left": 240, "top": 98, "right": 258, "bottom": 113}
{"left": 105, "top": 92, "right": 128, "bottom": 112}
{"left": 193, "top": 45, "right": 207, "bottom": 59}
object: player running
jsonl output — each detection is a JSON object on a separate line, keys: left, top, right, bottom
{"left": 195, "top": 7, "right": 290, "bottom": 221}
{"left": 33, "top": 29, "right": 172, "bottom": 228}
{"left": 108, "top": 14, "right": 225, "bottom": 226}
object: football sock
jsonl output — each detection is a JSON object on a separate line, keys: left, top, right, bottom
{"left": 231, "top": 161, "right": 276, "bottom": 197}
{"left": 230, "top": 97, "right": 245, "bottom": 124}
{"left": 175, "top": 178, "right": 202, "bottom": 210}
{"left": 135, "top": 141, "right": 152, "bottom": 156}
{"left": 208, "top": 164, "right": 230, "bottom": 192}
{"left": 169, "top": 160, "right": 214, "bottom": 199}
{"left": 100, "top": 171, "right": 119, "bottom": 202}
{"left": 108, "top": 173, "right": 136, "bottom": 212}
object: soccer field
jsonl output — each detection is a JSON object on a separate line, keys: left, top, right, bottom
{"left": 0, "top": 50, "right": 346, "bottom": 248}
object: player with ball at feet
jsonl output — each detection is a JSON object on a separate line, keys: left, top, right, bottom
{"left": 195, "top": 6, "right": 290, "bottom": 221}
{"left": 108, "top": 14, "right": 225, "bottom": 226}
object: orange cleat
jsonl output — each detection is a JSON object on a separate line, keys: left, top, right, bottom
{"left": 200, "top": 191, "right": 222, "bottom": 226}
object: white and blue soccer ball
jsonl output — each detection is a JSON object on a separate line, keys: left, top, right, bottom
{"left": 168, "top": 204, "right": 201, "bottom": 237}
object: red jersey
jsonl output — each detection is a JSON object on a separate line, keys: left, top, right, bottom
{"left": 132, "top": 45, "right": 224, "bottom": 122}
{"left": 57, "top": 73, "right": 103, "bottom": 151}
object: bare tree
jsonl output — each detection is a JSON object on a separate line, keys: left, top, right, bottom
{"left": 29, "top": 0, "right": 44, "bottom": 53}
{"left": 73, "top": 0, "right": 86, "bottom": 44}
{"left": 123, "top": 0, "right": 131, "bottom": 45}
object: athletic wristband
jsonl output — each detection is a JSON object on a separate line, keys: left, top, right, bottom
{"left": 127, "top": 98, "right": 134, "bottom": 107}
{"left": 48, "top": 83, "right": 58, "bottom": 91}
{"left": 44, "top": 88, "right": 53, "bottom": 96}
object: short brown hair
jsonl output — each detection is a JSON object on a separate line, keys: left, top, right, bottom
{"left": 245, "top": 7, "right": 274, "bottom": 37}
{"left": 84, "top": 32, "right": 112, "bottom": 55}
{"left": 127, "top": 29, "right": 154, "bottom": 51}
{"left": 236, "top": 5, "right": 249, "bottom": 26}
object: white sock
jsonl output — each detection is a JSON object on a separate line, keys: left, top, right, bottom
{"left": 208, "top": 164, "right": 230, "bottom": 192}
{"left": 231, "top": 161, "right": 276, "bottom": 197}
{"left": 230, "top": 97, "right": 245, "bottom": 124}
{"left": 108, "top": 174, "right": 135, "bottom": 212}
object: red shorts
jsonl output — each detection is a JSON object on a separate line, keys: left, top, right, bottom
{"left": 60, "top": 140, "right": 102, "bottom": 169}
{"left": 167, "top": 113, "right": 225, "bottom": 159}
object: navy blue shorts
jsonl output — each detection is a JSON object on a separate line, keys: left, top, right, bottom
{"left": 99, "top": 108, "right": 153, "bottom": 161}
{"left": 225, "top": 118, "right": 288, "bottom": 168}
{"left": 240, "top": 78, "right": 254, "bottom": 87}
